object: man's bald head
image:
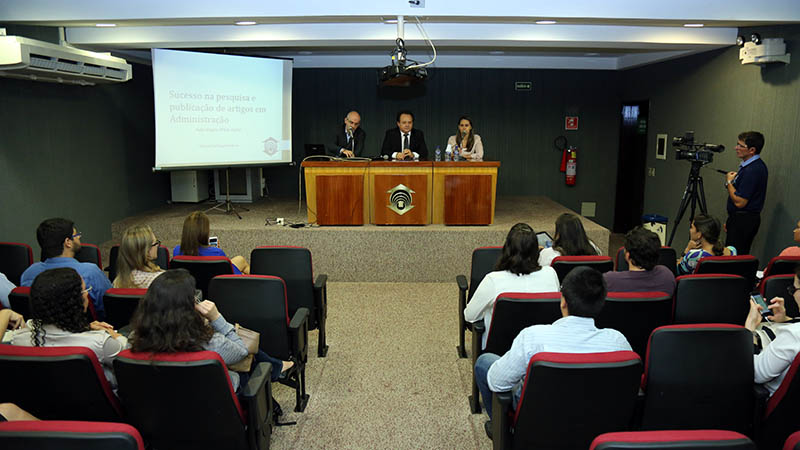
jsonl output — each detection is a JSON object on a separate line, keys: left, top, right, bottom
{"left": 345, "top": 111, "right": 361, "bottom": 130}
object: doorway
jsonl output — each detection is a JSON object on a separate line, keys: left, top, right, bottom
{"left": 612, "top": 101, "right": 649, "bottom": 233}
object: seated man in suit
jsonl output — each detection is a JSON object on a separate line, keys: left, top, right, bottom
{"left": 474, "top": 267, "right": 631, "bottom": 437}
{"left": 327, "top": 110, "right": 365, "bottom": 158}
{"left": 20, "top": 218, "right": 111, "bottom": 319}
{"left": 603, "top": 226, "right": 676, "bottom": 296}
{"left": 380, "top": 110, "right": 428, "bottom": 160}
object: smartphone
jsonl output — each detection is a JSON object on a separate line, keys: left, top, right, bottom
{"left": 751, "top": 294, "right": 771, "bottom": 320}
{"left": 208, "top": 236, "right": 219, "bottom": 247}
{"left": 194, "top": 289, "right": 203, "bottom": 304}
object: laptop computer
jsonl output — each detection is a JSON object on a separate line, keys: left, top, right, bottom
{"left": 304, "top": 144, "right": 326, "bottom": 158}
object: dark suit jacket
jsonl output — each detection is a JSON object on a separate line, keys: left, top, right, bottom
{"left": 380, "top": 128, "right": 428, "bottom": 160}
{"left": 327, "top": 126, "right": 366, "bottom": 157}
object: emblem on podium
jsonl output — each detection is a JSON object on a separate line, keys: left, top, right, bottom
{"left": 387, "top": 184, "right": 415, "bottom": 215}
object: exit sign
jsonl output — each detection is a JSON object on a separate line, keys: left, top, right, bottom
{"left": 515, "top": 81, "right": 532, "bottom": 91}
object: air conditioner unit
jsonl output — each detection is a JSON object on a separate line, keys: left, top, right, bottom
{"left": 0, "top": 35, "right": 132, "bottom": 85}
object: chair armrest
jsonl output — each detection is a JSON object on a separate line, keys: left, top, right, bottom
{"left": 314, "top": 274, "right": 328, "bottom": 290}
{"left": 289, "top": 307, "right": 310, "bottom": 363}
{"left": 471, "top": 322, "right": 486, "bottom": 365}
{"left": 241, "top": 361, "right": 272, "bottom": 450}
{"left": 456, "top": 274, "right": 468, "bottom": 292}
{"left": 492, "top": 391, "right": 513, "bottom": 450}
{"left": 313, "top": 275, "right": 328, "bottom": 321}
{"left": 752, "top": 383, "right": 770, "bottom": 440}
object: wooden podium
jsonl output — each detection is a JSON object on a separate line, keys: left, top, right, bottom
{"left": 302, "top": 160, "right": 499, "bottom": 225}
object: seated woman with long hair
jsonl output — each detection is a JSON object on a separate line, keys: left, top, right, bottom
{"left": 447, "top": 116, "right": 484, "bottom": 160}
{"left": 128, "top": 269, "right": 291, "bottom": 391}
{"left": 677, "top": 213, "right": 736, "bottom": 275}
{"left": 173, "top": 212, "right": 250, "bottom": 275}
{"left": 463, "top": 223, "right": 560, "bottom": 349}
{"left": 112, "top": 224, "right": 164, "bottom": 289}
{"left": 538, "top": 213, "right": 601, "bottom": 266}
{"left": 12, "top": 268, "right": 127, "bottom": 388}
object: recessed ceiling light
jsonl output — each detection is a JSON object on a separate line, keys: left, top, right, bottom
{"left": 298, "top": 51, "right": 313, "bottom": 55}
{"left": 584, "top": 52, "right": 600, "bottom": 56}
{"left": 489, "top": 51, "right": 505, "bottom": 55}
{"left": 536, "top": 20, "right": 557, "bottom": 25}
{"left": 95, "top": 23, "right": 116, "bottom": 27}
{"left": 683, "top": 23, "right": 704, "bottom": 28}
{"left": 235, "top": 21, "right": 257, "bottom": 26}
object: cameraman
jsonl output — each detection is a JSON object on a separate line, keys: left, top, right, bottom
{"left": 725, "top": 131, "right": 768, "bottom": 255}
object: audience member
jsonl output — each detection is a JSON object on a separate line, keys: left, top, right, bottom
{"left": 380, "top": 110, "right": 429, "bottom": 160}
{"left": 745, "top": 265, "right": 800, "bottom": 397}
{"left": 173, "top": 212, "right": 250, "bottom": 274}
{"left": 677, "top": 214, "right": 736, "bottom": 275}
{"left": 129, "top": 269, "right": 292, "bottom": 391}
{"left": 464, "top": 223, "right": 560, "bottom": 349}
{"left": 327, "top": 110, "right": 365, "bottom": 158}
{"left": 725, "top": 131, "right": 767, "bottom": 256}
{"left": 0, "top": 272, "right": 14, "bottom": 309}
{"left": 20, "top": 218, "right": 111, "bottom": 319}
{"left": 447, "top": 116, "right": 484, "bottom": 160}
{"left": 538, "top": 213, "right": 600, "bottom": 266}
{"left": 604, "top": 227, "right": 676, "bottom": 296}
{"left": 778, "top": 219, "right": 800, "bottom": 257}
{"left": 474, "top": 266, "right": 631, "bottom": 429}
{"left": 0, "top": 308, "right": 24, "bottom": 341}
{"left": 12, "top": 268, "right": 127, "bottom": 389}
{"left": 112, "top": 225, "right": 165, "bottom": 289}
{"left": 0, "top": 403, "right": 39, "bottom": 422}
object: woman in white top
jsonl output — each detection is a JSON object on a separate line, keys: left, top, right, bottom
{"left": 447, "top": 116, "right": 484, "bottom": 160}
{"left": 464, "top": 223, "right": 560, "bottom": 349}
{"left": 538, "top": 213, "right": 601, "bottom": 266}
{"left": 12, "top": 267, "right": 128, "bottom": 389}
{"left": 113, "top": 224, "right": 165, "bottom": 289}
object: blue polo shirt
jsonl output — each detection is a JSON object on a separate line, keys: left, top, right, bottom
{"left": 727, "top": 155, "right": 768, "bottom": 214}
{"left": 20, "top": 257, "right": 111, "bottom": 319}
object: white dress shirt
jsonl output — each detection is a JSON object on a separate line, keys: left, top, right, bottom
{"left": 754, "top": 321, "right": 800, "bottom": 396}
{"left": 393, "top": 131, "right": 419, "bottom": 159}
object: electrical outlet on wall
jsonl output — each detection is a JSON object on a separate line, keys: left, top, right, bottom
{"left": 581, "top": 202, "right": 596, "bottom": 217}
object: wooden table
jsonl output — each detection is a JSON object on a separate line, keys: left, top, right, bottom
{"left": 301, "top": 160, "right": 500, "bottom": 225}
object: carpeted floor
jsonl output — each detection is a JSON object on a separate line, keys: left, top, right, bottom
{"left": 269, "top": 282, "right": 491, "bottom": 450}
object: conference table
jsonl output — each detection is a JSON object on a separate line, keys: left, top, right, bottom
{"left": 301, "top": 160, "right": 500, "bottom": 225}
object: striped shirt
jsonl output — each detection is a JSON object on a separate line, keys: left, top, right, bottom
{"left": 487, "top": 315, "right": 631, "bottom": 392}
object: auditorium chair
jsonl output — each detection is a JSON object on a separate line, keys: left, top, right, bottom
{"left": 673, "top": 274, "right": 751, "bottom": 325}
{"left": 761, "top": 255, "right": 800, "bottom": 280}
{"left": 590, "top": 430, "right": 756, "bottom": 450}
{"left": 456, "top": 246, "right": 502, "bottom": 358}
{"left": 8, "top": 286, "right": 30, "bottom": 317}
{"left": 107, "top": 243, "right": 170, "bottom": 281}
{"left": 74, "top": 243, "right": 103, "bottom": 270}
{"left": 693, "top": 255, "right": 759, "bottom": 290}
{"left": 0, "top": 241, "right": 34, "bottom": 285}
{"left": 596, "top": 291, "right": 673, "bottom": 358}
{"left": 468, "top": 292, "right": 561, "bottom": 413}
{"left": 615, "top": 246, "right": 678, "bottom": 277}
{"left": 551, "top": 255, "right": 614, "bottom": 283}
{"left": 640, "top": 324, "right": 754, "bottom": 434}
{"left": 492, "top": 351, "right": 641, "bottom": 450}
{"left": 784, "top": 431, "right": 800, "bottom": 450}
{"left": 169, "top": 255, "right": 234, "bottom": 298}
{"left": 209, "top": 274, "right": 310, "bottom": 412}
{"left": 761, "top": 274, "right": 800, "bottom": 319}
{"left": 758, "top": 353, "right": 800, "bottom": 450}
{"left": 250, "top": 246, "right": 329, "bottom": 357}
{"left": 0, "top": 421, "right": 144, "bottom": 450}
{"left": 0, "top": 345, "right": 123, "bottom": 422}
{"left": 103, "top": 288, "right": 147, "bottom": 329}
{"left": 114, "top": 350, "right": 272, "bottom": 450}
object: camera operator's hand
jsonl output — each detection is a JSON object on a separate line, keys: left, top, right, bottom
{"left": 726, "top": 171, "right": 737, "bottom": 183}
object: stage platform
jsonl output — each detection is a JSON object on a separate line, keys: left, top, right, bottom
{"left": 107, "top": 196, "right": 610, "bottom": 283}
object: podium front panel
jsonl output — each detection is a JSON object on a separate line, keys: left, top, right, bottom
{"left": 443, "top": 174, "right": 493, "bottom": 225}
{"left": 316, "top": 175, "right": 365, "bottom": 225}
{"left": 369, "top": 163, "right": 432, "bottom": 225}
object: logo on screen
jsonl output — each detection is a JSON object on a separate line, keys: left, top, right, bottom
{"left": 387, "top": 184, "right": 415, "bottom": 215}
{"left": 262, "top": 137, "right": 278, "bottom": 156}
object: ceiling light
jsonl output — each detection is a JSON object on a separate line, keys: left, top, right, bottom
{"left": 535, "top": 20, "right": 557, "bottom": 25}
{"left": 235, "top": 21, "right": 257, "bottom": 26}
{"left": 298, "top": 51, "right": 313, "bottom": 55}
{"left": 683, "top": 23, "right": 704, "bottom": 28}
{"left": 95, "top": 23, "right": 116, "bottom": 27}
{"left": 489, "top": 51, "right": 504, "bottom": 55}
{"left": 584, "top": 53, "right": 600, "bottom": 56}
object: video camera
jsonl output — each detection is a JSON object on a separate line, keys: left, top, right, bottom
{"left": 673, "top": 131, "right": 725, "bottom": 164}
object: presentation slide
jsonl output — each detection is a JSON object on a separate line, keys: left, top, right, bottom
{"left": 152, "top": 49, "right": 292, "bottom": 169}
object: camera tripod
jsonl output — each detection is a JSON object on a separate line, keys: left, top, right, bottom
{"left": 667, "top": 160, "right": 708, "bottom": 247}
{"left": 205, "top": 168, "right": 249, "bottom": 220}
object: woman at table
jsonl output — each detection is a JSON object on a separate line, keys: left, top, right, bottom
{"left": 447, "top": 116, "right": 484, "bottom": 160}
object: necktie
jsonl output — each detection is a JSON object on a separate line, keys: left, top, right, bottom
{"left": 403, "top": 133, "right": 409, "bottom": 150}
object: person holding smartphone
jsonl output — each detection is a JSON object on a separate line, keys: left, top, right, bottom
{"left": 744, "top": 264, "right": 800, "bottom": 398}
{"left": 173, "top": 212, "right": 250, "bottom": 274}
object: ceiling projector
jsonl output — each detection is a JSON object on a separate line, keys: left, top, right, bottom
{"left": 379, "top": 38, "right": 428, "bottom": 87}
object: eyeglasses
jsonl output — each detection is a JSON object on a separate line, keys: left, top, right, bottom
{"left": 82, "top": 286, "right": 93, "bottom": 295}
{"left": 788, "top": 285, "right": 799, "bottom": 296}
{"left": 151, "top": 240, "right": 162, "bottom": 247}
{"left": 71, "top": 232, "right": 82, "bottom": 239}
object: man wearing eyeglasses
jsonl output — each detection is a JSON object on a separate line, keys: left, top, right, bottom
{"left": 20, "top": 218, "right": 111, "bottom": 319}
{"left": 725, "top": 131, "right": 768, "bottom": 255}
{"left": 327, "top": 110, "right": 366, "bottom": 158}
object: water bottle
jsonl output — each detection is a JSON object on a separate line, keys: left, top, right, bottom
{"left": 453, "top": 145, "right": 460, "bottom": 161}
{"left": 445, "top": 147, "right": 453, "bottom": 161}
{"left": 434, "top": 145, "right": 441, "bottom": 161}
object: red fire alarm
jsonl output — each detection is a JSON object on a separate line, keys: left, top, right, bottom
{"left": 565, "top": 116, "right": 579, "bottom": 130}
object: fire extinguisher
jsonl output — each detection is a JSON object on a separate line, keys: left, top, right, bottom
{"left": 565, "top": 146, "right": 577, "bottom": 186}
